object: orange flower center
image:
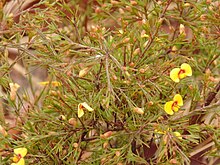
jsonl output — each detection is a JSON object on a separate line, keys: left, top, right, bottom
{"left": 14, "top": 154, "right": 22, "bottom": 163}
{"left": 172, "top": 101, "right": 179, "bottom": 109}
{"left": 178, "top": 69, "right": 185, "bottom": 77}
{"left": 18, "top": 154, "right": 22, "bottom": 160}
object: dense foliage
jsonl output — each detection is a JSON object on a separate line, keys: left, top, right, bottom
{"left": 0, "top": 0, "right": 219, "bottom": 164}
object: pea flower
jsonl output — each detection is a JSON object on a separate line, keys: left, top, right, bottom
{"left": 39, "top": 81, "right": 61, "bottom": 87}
{"left": 78, "top": 102, "right": 94, "bottom": 118}
{"left": 155, "top": 129, "right": 182, "bottom": 140}
{"left": 11, "top": 148, "right": 27, "bottom": 165}
{"left": 170, "top": 63, "right": 192, "bottom": 83}
{"left": 164, "top": 94, "right": 183, "bottom": 115}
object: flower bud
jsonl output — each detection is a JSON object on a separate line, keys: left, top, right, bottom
{"left": 139, "top": 68, "right": 145, "bottom": 73}
{"left": 95, "top": 7, "right": 101, "bottom": 13}
{"left": 206, "top": 0, "right": 212, "bottom": 4}
{"left": 179, "top": 24, "right": 186, "bottom": 36}
{"left": 79, "top": 67, "right": 90, "bottom": 77}
{"left": 122, "top": 37, "right": 130, "bottom": 43}
{"left": 130, "top": 0, "right": 137, "bottom": 5}
{"left": 49, "top": 90, "right": 58, "bottom": 96}
{"left": 184, "top": 3, "right": 191, "bottom": 7}
{"left": 103, "top": 142, "right": 109, "bottom": 148}
{"left": 119, "top": 8, "right": 125, "bottom": 14}
{"left": 133, "top": 48, "right": 140, "bottom": 56}
{"left": 133, "top": 107, "right": 144, "bottom": 115}
{"left": 157, "top": 1, "right": 162, "bottom": 5}
{"left": 172, "top": 46, "right": 178, "bottom": 52}
{"left": 68, "top": 118, "right": 77, "bottom": 127}
{"left": 112, "top": 75, "right": 118, "bottom": 80}
{"left": 117, "top": 163, "right": 123, "bottom": 165}
{"left": 100, "top": 131, "right": 113, "bottom": 139}
{"left": 148, "top": 101, "right": 154, "bottom": 106}
{"left": 115, "top": 151, "right": 121, "bottom": 157}
{"left": 59, "top": 115, "right": 66, "bottom": 121}
{"left": 129, "top": 62, "right": 135, "bottom": 67}
{"left": 125, "top": 6, "right": 132, "bottom": 11}
{"left": 111, "top": 0, "right": 119, "bottom": 5}
{"left": 200, "top": 14, "right": 207, "bottom": 21}
{"left": 73, "top": 143, "right": 78, "bottom": 148}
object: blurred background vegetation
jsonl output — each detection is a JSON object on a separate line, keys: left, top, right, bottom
{"left": 0, "top": 0, "right": 219, "bottom": 164}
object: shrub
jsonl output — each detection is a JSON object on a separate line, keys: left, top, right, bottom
{"left": 0, "top": 0, "right": 219, "bottom": 164}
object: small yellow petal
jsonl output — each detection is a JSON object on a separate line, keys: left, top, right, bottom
{"left": 155, "top": 129, "right": 165, "bottom": 134}
{"left": 78, "top": 105, "right": 84, "bottom": 118}
{"left": 39, "top": 81, "right": 49, "bottom": 85}
{"left": 12, "top": 155, "right": 19, "bottom": 163}
{"left": 181, "top": 63, "right": 192, "bottom": 76}
{"left": 81, "top": 102, "right": 94, "bottom": 112}
{"left": 173, "top": 131, "right": 182, "bottom": 139}
{"left": 14, "top": 148, "right": 27, "bottom": 157}
{"left": 173, "top": 94, "right": 183, "bottom": 106}
{"left": 179, "top": 72, "right": 187, "bottom": 79}
{"left": 39, "top": 81, "right": 61, "bottom": 87}
{"left": 172, "top": 105, "right": 179, "bottom": 112}
{"left": 17, "top": 158, "right": 25, "bottom": 165}
{"left": 170, "top": 68, "right": 180, "bottom": 83}
{"left": 164, "top": 101, "right": 174, "bottom": 115}
{"left": 51, "top": 81, "right": 62, "bottom": 87}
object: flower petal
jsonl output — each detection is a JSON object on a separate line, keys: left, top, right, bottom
{"left": 78, "top": 104, "right": 85, "bottom": 118}
{"left": 14, "top": 148, "right": 27, "bottom": 157}
{"left": 170, "top": 68, "right": 180, "bottom": 83}
{"left": 164, "top": 101, "right": 174, "bottom": 115}
{"left": 155, "top": 129, "right": 165, "bottom": 135}
{"left": 17, "top": 158, "right": 25, "bottom": 165}
{"left": 173, "top": 94, "right": 183, "bottom": 106}
{"left": 181, "top": 63, "right": 192, "bottom": 76}
{"left": 39, "top": 81, "right": 61, "bottom": 87}
{"left": 12, "top": 155, "right": 19, "bottom": 163}
{"left": 81, "top": 102, "right": 94, "bottom": 112}
{"left": 173, "top": 131, "right": 182, "bottom": 139}
{"left": 179, "top": 72, "right": 187, "bottom": 79}
{"left": 172, "top": 105, "right": 179, "bottom": 112}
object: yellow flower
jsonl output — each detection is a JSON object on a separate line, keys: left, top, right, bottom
{"left": 78, "top": 102, "right": 94, "bottom": 118}
{"left": 39, "top": 81, "right": 61, "bottom": 87}
{"left": 170, "top": 63, "right": 192, "bottom": 82}
{"left": 155, "top": 129, "right": 182, "bottom": 140}
{"left": 11, "top": 148, "right": 27, "bottom": 165}
{"left": 164, "top": 94, "right": 183, "bottom": 115}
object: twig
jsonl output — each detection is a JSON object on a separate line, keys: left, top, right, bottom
{"left": 204, "top": 81, "right": 220, "bottom": 106}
